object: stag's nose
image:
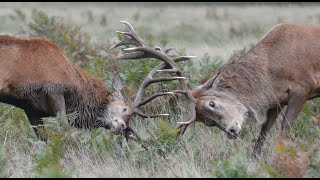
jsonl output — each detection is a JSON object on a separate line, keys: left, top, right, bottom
{"left": 119, "top": 122, "right": 127, "bottom": 132}
{"left": 114, "top": 119, "right": 127, "bottom": 132}
{"left": 227, "top": 125, "right": 240, "bottom": 139}
{"left": 229, "top": 128, "right": 238, "bottom": 135}
{"left": 120, "top": 122, "right": 126, "bottom": 129}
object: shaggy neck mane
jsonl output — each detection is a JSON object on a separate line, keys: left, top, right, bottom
{"left": 218, "top": 60, "right": 265, "bottom": 98}
{"left": 66, "top": 69, "right": 113, "bottom": 129}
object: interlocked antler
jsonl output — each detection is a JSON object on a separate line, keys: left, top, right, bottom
{"left": 110, "top": 21, "right": 197, "bottom": 138}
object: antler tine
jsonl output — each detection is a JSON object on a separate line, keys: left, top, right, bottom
{"left": 154, "top": 46, "right": 163, "bottom": 52}
{"left": 157, "top": 56, "right": 197, "bottom": 73}
{"left": 155, "top": 46, "right": 174, "bottom": 54}
{"left": 120, "top": 21, "right": 136, "bottom": 32}
{"left": 120, "top": 21, "right": 148, "bottom": 47}
{"left": 109, "top": 21, "right": 148, "bottom": 50}
{"left": 115, "top": 51, "right": 147, "bottom": 60}
{"left": 172, "top": 55, "right": 197, "bottom": 61}
{"left": 164, "top": 47, "right": 175, "bottom": 54}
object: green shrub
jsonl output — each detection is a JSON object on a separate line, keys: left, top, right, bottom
{"left": 31, "top": 139, "right": 70, "bottom": 178}
{"left": 31, "top": 113, "right": 76, "bottom": 178}
{"left": 9, "top": 8, "right": 26, "bottom": 22}
{"left": 212, "top": 150, "right": 254, "bottom": 178}
{"left": 123, "top": 119, "right": 183, "bottom": 170}
{"left": 307, "top": 149, "right": 320, "bottom": 177}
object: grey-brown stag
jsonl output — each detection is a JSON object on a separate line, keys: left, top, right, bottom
{"left": 192, "top": 23, "right": 320, "bottom": 158}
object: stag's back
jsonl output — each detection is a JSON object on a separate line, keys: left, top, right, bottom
{"left": 230, "top": 23, "right": 320, "bottom": 92}
{"left": 0, "top": 35, "right": 85, "bottom": 91}
{"left": 256, "top": 23, "right": 320, "bottom": 72}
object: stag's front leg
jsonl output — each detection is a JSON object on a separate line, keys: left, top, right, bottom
{"left": 47, "top": 93, "right": 68, "bottom": 127}
{"left": 25, "top": 109, "right": 47, "bottom": 141}
{"left": 281, "top": 92, "right": 307, "bottom": 137}
{"left": 252, "top": 106, "right": 283, "bottom": 159}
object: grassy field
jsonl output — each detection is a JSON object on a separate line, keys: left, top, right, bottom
{"left": 1, "top": 2, "right": 320, "bottom": 178}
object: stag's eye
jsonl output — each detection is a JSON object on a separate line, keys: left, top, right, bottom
{"left": 209, "top": 101, "right": 215, "bottom": 108}
{"left": 123, "top": 107, "right": 127, "bottom": 112}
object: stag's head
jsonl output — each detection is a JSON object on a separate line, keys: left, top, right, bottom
{"left": 97, "top": 73, "right": 133, "bottom": 134}
{"left": 192, "top": 74, "right": 248, "bottom": 139}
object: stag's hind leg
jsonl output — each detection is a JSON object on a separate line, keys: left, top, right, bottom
{"left": 252, "top": 106, "right": 284, "bottom": 158}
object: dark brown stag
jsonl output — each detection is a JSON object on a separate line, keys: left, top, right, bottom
{"left": 0, "top": 33, "right": 169, "bottom": 141}
{"left": 112, "top": 22, "right": 320, "bottom": 158}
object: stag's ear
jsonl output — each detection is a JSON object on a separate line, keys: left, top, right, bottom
{"left": 201, "top": 72, "right": 220, "bottom": 91}
{"left": 112, "top": 73, "right": 124, "bottom": 100}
